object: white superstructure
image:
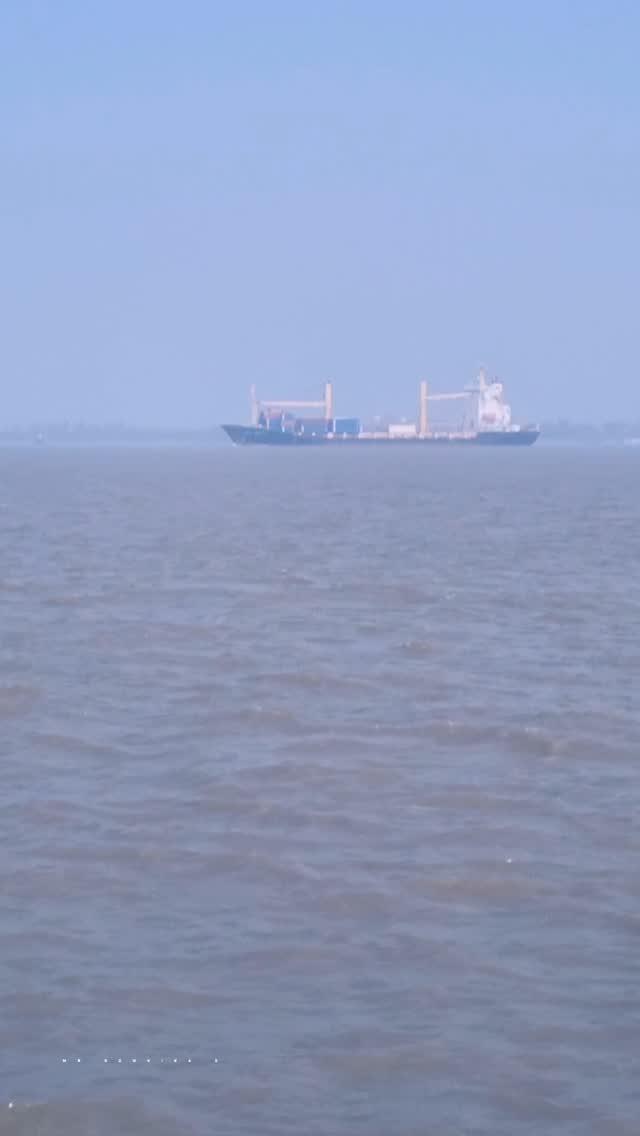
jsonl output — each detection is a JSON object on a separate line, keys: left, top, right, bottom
{"left": 464, "top": 369, "right": 513, "bottom": 432}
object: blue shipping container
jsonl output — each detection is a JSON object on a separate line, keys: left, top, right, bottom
{"left": 334, "top": 417, "right": 360, "bottom": 435}
{"left": 295, "top": 418, "right": 329, "bottom": 435}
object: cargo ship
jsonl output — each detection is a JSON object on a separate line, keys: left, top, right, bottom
{"left": 222, "top": 371, "right": 540, "bottom": 447}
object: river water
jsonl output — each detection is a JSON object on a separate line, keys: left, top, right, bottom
{"left": 1, "top": 444, "right": 639, "bottom": 1135}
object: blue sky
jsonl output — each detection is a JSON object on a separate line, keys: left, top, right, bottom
{"left": 2, "top": 0, "right": 638, "bottom": 426}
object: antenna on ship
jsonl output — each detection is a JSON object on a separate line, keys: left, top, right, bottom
{"left": 249, "top": 384, "right": 259, "bottom": 426}
{"left": 419, "top": 380, "right": 429, "bottom": 437}
{"left": 324, "top": 380, "right": 334, "bottom": 424}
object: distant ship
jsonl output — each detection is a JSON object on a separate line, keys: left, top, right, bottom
{"left": 222, "top": 371, "right": 540, "bottom": 447}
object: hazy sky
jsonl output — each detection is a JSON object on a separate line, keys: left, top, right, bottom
{"left": 2, "top": 1, "right": 639, "bottom": 426}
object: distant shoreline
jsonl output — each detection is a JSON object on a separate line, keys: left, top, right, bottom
{"left": 1, "top": 423, "right": 639, "bottom": 448}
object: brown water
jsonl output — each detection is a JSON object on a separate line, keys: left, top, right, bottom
{"left": 1, "top": 444, "right": 639, "bottom": 1135}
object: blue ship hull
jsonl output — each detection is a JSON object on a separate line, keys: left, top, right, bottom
{"left": 221, "top": 425, "right": 540, "bottom": 447}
